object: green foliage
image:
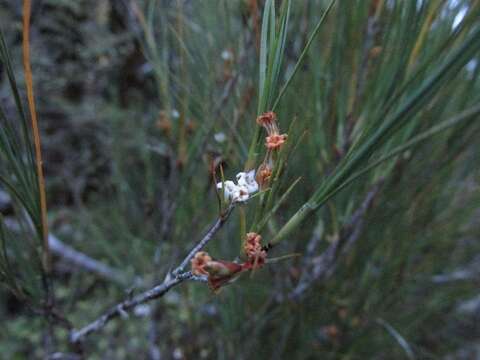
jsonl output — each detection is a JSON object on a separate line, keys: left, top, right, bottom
{"left": 0, "top": 0, "right": 479, "bottom": 358}
{"left": 0, "top": 28, "right": 46, "bottom": 307}
{"left": 273, "top": 5, "right": 480, "bottom": 244}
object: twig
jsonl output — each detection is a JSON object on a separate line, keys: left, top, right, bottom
{"left": 150, "top": 151, "right": 179, "bottom": 359}
{"left": 69, "top": 272, "right": 193, "bottom": 343}
{"left": 456, "top": 293, "right": 480, "bottom": 315}
{"left": 431, "top": 269, "right": 477, "bottom": 283}
{"left": 3, "top": 218, "right": 134, "bottom": 287}
{"left": 49, "top": 234, "right": 139, "bottom": 287}
{"left": 70, "top": 206, "right": 233, "bottom": 344}
{"left": 0, "top": 189, "right": 10, "bottom": 209}
{"left": 172, "top": 204, "right": 234, "bottom": 276}
{"left": 47, "top": 353, "right": 82, "bottom": 360}
{"left": 431, "top": 254, "right": 480, "bottom": 284}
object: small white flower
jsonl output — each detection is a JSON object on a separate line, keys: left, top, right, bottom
{"left": 217, "top": 180, "right": 237, "bottom": 201}
{"left": 217, "top": 170, "right": 258, "bottom": 204}
{"left": 217, "top": 181, "right": 250, "bottom": 203}
{"left": 232, "top": 185, "right": 250, "bottom": 202}
{"left": 236, "top": 170, "right": 258, "bottom": 194}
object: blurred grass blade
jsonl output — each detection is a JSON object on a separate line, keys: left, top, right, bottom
{"left": 257, "top": 176, "right": 302, "bottom": 233}
{"left": 258, "top": 0, "right": 272, "bottom": 113}
{"left": 268, "top": 0, "right": 291, "bottom": 107}
{"left": 0, "top": 7, "right": 50, "bottom": 306}
{"left": 272, "top": 0, "right": 336, "bottom": 111}
{"left": 0, "top": 27, "right": 34, "bottom": 170}
{"left": 331, "top": 25, "right": 480, "bottom": 198}
{"left": 321, "top": 103, "right": 480, "bottom": 207}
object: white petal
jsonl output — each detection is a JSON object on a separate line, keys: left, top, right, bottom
{"left": 236, "top": 172, "right": 246, "bottom": 181}
{"left": 225, "top": 181, "right": 237, "bottom": 192}
{"left": 246, "top": 169, "right": 256, "bottom": 181}
{"left": 246, "top": 181, "right": 258, "bottom": 194}
{"left": 217, "top": 180, "right": 235, "bottom": 189}
{"left": 237, "top": 170, "right": 258, "bottom": 194}
{"left": 233, "top": 185, "right": 250, "bottom": 202}
{"left": 217, "top": 181, "right": 238, "bottom": 201}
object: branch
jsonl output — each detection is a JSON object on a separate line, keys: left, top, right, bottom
{"left": 49, "top": 234, "right": 139, "bottom": 287}
{"left": 3, "top": 218, "right": 135, "bottom": 286}
{"left": 432, "top": 255, "right": 480, "bottom": 284}
{"left": 173, "top": 204, "right": 234, "bottom": 275}
{"left": 69, "top": 271, "right": 194, "bottom": 343}
{"left": 70, "top": 206, "right": 234, "bottom": 344}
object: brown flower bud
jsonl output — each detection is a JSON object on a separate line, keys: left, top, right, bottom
{"left": 204, "top": 260, "right": 244, "bottom": 291}
{"left": 191, "top": 251, "right": 212, "bottom": 276}
{"left": 204, "top": 260, "right": 242, "bottom": 277}
{"left": 256, "top": 162, "right": 273, "bottom": 189}
{"left": 243, "top": 232, "right": 267, "bottom": 269}
{"left": 256, "top": 111, "right": 279, "bottom": 135}
{"left": 256, "top": 111, "right": 277, "bottom": 126}
{"left": 265, "top": 133, "right": 288, "bottom": 150}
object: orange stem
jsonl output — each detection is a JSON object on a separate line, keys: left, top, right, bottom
{"left": 22, "top": 0, "right": 50, "bottom": 273}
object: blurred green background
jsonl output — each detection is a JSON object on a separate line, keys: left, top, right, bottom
{"left": 0, "top": 0, "right": 479, "bottom": 359}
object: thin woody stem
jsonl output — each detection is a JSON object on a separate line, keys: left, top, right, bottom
{"left": 70, "top": 205, "right": 234, "bottom": 343}
{"left": 70, "top": 272, "right": 194, "bottom": 343}
{"left": 173, "top": 204, "right": 235, "bottom": 276}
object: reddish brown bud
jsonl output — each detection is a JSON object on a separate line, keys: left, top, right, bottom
{"left": 256, "top": 111, "right": 277, "bottom": 126}
{"left": 256, "top": 162, "right": 273, "bottom": 189}
{"left": 265, "top": 133, "right": 288, "bottom": 150}
{"left": 204, "top": 260, "right": 244, "bottom": 291}
{"left": 204, "top": 260, "right": 242, "bottom": 277}
{"left": 256, "top": 111, "right": 279, "bottom": 136}
{"left": 191, "top": 251, "right": 212, "bottom": 276}
{"left": 243, "top": 232, "right": 267, "bottom": 269}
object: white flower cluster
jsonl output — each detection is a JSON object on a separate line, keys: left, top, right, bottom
{"left": 217, "top": 170, "right": 259, "bottom": 203}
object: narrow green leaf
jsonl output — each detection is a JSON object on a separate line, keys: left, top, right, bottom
{"left": 271, "top": 102, "right": 480, "bottom": 244}
{"left": 257, "top": 176, "right": 302, "bottom": 233}
{"left": 272, "top": 0, "right": 336, "bottom": 111}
